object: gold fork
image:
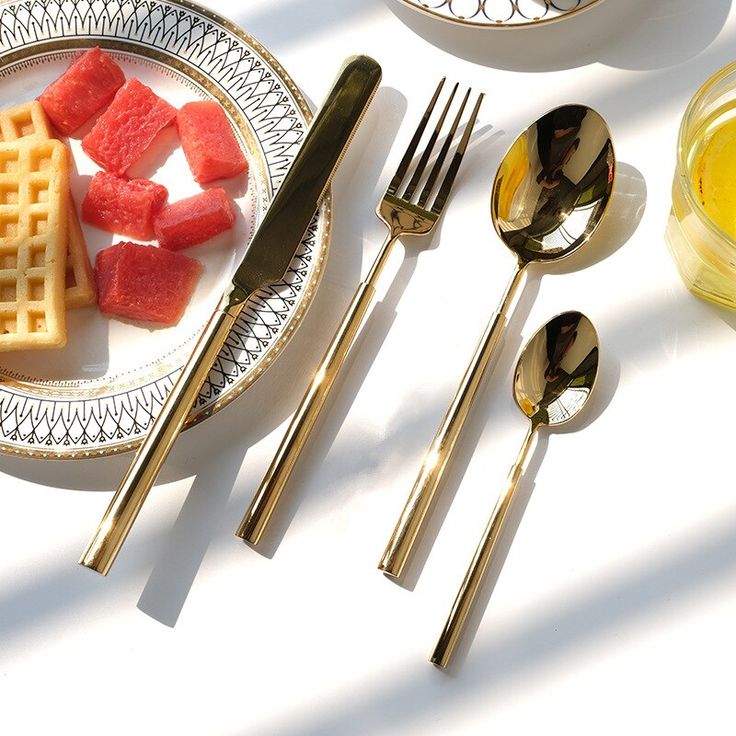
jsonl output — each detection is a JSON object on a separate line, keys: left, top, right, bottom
{"left": 237, "top": 79, "right": 484, "bottom": 544}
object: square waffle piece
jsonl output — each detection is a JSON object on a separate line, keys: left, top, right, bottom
{"left": 0, "top": 100, "right": 95, "bottom": 308}
{"left": 0, "top": 138, "right": 69, "bottom": 351}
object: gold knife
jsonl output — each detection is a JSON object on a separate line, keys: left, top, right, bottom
{"left": 79, "top": 55, "right": 382, "bottom": 575}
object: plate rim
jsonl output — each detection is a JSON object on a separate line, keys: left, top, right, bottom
{"left": 396, "top": 0, "right": 603, "bottom": 29}
{"left": 0, "top": 0, "right": 332, "bottom": 460}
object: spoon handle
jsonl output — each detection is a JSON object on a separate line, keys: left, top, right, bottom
{"left": 431, "top": 423, "right": 537, "bottom": 669}
{"left": 379, "top": 265, "right": 525, "bottom": 579}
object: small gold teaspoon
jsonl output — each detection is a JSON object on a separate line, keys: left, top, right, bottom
{"left": 431, "top": 310, "right": 600, "bottom": 669}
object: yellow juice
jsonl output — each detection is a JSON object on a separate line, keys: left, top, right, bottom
{"left": 668, "top": 83, "right": 736, "bottom": 309}
{"left": 691, "top": 113, "right": 736, "bottom": 239}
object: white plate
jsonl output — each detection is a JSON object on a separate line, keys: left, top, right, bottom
{"left": 0, "top": 0, "right": 330, "bottom": 459}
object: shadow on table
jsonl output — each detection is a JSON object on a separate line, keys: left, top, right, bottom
{"left": 271, "top": 507, "right": 736, "bottom": 736}
{"left": 248, "top": 120, "right": 504, "bottom": 559}
{"left": 135, "top": 86, "right": 407, "bottom": 624}
{"left": 0, "top": 279, "right": 715, "bottom": 650}
{"left": 385, "top": 0, "right": 732, "bottom": 73}
{"left": 229, "top": 0, "right": 384, "bottom": 52}
{"left": 436, "top": 431, "right": 549, "bottom": 673}
{"left": 439, "top": 338, "right": 621, "bottom": 672}
{"left": 0, "top": 86, "right": 405, "bottom": 627}
{"left": 0, "top": 396, "right": 494, "bottom": 644}
{"left": 386, "top": 160, "right": 644, "bottom": 590}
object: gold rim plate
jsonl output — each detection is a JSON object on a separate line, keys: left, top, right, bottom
{"left": 0, "top": 0, "right": 331, "bottom": 459}
{"left": 397, "top": 0, "right": 603, "bottom": 29}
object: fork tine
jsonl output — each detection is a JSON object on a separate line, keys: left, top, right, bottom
{"left": 402, "top": 82, "right": 459, "bottom": 201}
{"left": 387, "top": 78, "right": 446, "bottom": 196}
{"left": 417, "top": 88, "right": 471, "bottom": 209}
{"left": 431, "top": 92, "right": 484, "bottom": 215}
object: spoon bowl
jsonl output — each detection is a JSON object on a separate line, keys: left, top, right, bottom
{"left": 493, "top": 105, "right": 614, "bottom": 265}
{"left": 431, "top": 311, "right": 601, "bottom": 669}
{"left": 514, "top": 310, "right": 599, "bottom": 427}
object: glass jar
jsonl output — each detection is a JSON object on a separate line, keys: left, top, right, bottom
{"left": 667, "top": 61, "right": 736, "bottom": 309}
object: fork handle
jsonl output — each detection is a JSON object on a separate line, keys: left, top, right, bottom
{"left": 378, "top": 264, "right": 526, "bottom": 579}
{"left": 237, "top": 234, "right": 398, "bottom": 544}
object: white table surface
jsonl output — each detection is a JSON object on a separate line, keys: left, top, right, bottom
{"left": 2, "top": 1, "right": 736, "bottom": 733}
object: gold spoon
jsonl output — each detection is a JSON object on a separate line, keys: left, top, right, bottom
{"left": 431, "top": 310, "right": 600, "bottom": 669}
{"left": 379, "top": 105, "right": 614, "bottom": 579}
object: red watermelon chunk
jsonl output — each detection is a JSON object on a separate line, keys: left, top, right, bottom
{"left": 96, "top": 242, "right": 202, "bottom": 325}
{"left": 82, "top": 78, "right": 177, "bottom": 175}
{"left": 94, "top": 243, "right": 119, "bottom": 304}
{"left": 82, "top": 171, "right": 168, "bottom": 240}
{"left": 154, "top": 187, "right": 235, "bottom": 251}
{"left": 39, "top": 47, "right": 125, "bottom": 135}
{"left": 177, "top": 101, "right": 249, "bottom": 184}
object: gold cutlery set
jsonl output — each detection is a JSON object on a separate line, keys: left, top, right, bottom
{"left": 238, "top": 77, "right": 484, "bottom": 544}
{"left": 80, "top": 56, "right": 384, "bottom": 575}
{"left": 80, "top": 56, "right": 615, "bottom": 669}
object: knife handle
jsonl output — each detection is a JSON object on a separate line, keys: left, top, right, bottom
{"left": 80, "top": 288, "right": 248, "bottom": 575}
{"left": 237, "top": 232, "right": 399, "bottom": 544}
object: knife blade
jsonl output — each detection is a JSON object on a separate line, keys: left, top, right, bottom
{"left": 234, "top": 54, "right": 381, "bottom": 295}
{"left": 80, "top": 55, "right": 382, "bottom": 575}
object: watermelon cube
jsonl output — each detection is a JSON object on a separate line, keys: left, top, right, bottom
{"left": 96, "top": 242, "right": 202, "bottom": 325}
{"left": 177, "top": 101, "right": 249, "bottom": 184}
{"left": 39, "top": 47, "right": 125, "bottom": 135}
{"left": 94, "top": 244, "right": 119, "bottom": 306}
{"left": 82, "top": 78, "right": 177, "bottom": 175}
{"left": 154, "top": 187, "right": 235, "bottom": 251}
{"left": 82, "top": 171, "right": 168, "bottom": 240}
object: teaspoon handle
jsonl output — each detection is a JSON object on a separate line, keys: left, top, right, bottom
{"left": 378, "top": 265, "right": 526, "bottom": 579}
{"left": 431, "top": 423, "right": 537, "bottom": 669}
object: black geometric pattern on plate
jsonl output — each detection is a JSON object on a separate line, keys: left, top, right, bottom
{"left": 0, "top": 0, "right": 328, "bottom": 457}
{"left": 401, "top": 0, "right": 599, "bottom": 27}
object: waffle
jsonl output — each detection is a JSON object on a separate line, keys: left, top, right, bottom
{"left": 0, "top": 138, "right": 69, "bottom": 351}
{"left": 0, "top": 101, "right": 95, "bottom": 308}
